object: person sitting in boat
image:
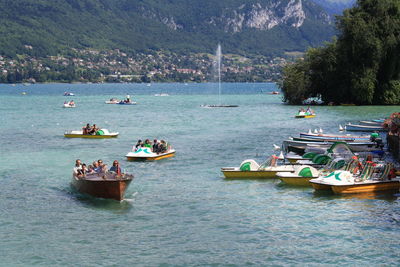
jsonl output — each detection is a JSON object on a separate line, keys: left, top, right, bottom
{"left": 109, "top": 160, "right": 122, "bottom": 175}
{"left": 152, "top": 139, "right": 159, "bottom": 153}
{"left": 134, "top": 139, "right": 143, "bottom": 151}
{"left": 158, "top": 140, "right": 168, "bottom": 154}
{"left": 88, "top": 124, "right": 98, "bottom": 135}
{"left": 87, "top": 165, "right": 96, "bottom": 174}
{"left": 306, "top": 106, "right": 313, "bottom": 115}
{"left": 97, "top": 159, "right": 107, "bottom": 173}
{"left": 144, "top": 139, "right": 152, "bottom": 148}
{"left": 77, "top": 164, "right": 87, "bottom": 178}
{"left": 73, "top": 159, "right": 82, "bottom": 175}
{"left": 82, "top": 123, "right": 91, "bottom": 135}
{"left": 92, "top": 161, "right": 101, "bottom": 173}
{"left": 69, "top": 100, "right": 75, "bottom": 106}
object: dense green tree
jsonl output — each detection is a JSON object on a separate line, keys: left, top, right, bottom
{"left": 281, "top": 0, "right": 400, "bottom": 105}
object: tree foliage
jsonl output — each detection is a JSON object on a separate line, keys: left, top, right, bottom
{"left": 281, "top": 0, "right": 400, "bottom": 105}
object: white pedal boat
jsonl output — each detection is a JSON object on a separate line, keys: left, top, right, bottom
{"left": 126, "top": 147, "right": 176, "bottom": 161}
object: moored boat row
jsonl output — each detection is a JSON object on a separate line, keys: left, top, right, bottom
{"left": 221, "top": 119, "right": 400, "bottom": 196}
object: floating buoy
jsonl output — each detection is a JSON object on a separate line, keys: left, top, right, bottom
{"left": 314, "top": 129, "right": 318, "bottom": 134}
{"left": 308, "top": 129, "right": 312, "bottom": 134}
{"left": 319, "top": 128, "right": 323, "bottom": 133}
{"left": 339, "top": 125, "right": 344, "bottom": 131}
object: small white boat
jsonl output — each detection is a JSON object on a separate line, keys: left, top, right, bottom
{"left": 63, "top": 92, "right": 75, "bottom": 96}
{"left": 346, "top": 123, "right": 386, "bottom": 132}
{"left": 105, "top": 98, "right": 120, "bottom": 104}
{"left": 126, "top": 147, "right": 176, "bottom": 161}
{"left": 63, "top": 103, "right": 76, "bottom": 108}
{"left": 118, "top": 101, "right": 137, "bottom": 105}
{"left": 154, "top": 93, "right": 169, "bottom": 96}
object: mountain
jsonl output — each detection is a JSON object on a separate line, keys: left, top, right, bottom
{"left": 0, "top": 0, "right": 335, "bottom": 58}
{"left": 311, "top": 0, "right": 356, "bottom": 15}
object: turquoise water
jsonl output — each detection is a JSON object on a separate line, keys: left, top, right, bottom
{"left": 1, "top": 83, "right": 400, "bottom": 266}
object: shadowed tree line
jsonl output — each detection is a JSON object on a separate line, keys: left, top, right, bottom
{"left": 281, "top": 0, "right": 400, "bottom": 105}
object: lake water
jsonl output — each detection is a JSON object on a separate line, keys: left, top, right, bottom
{"left": 1, "top": 83, "right": 400, "bottom": 266}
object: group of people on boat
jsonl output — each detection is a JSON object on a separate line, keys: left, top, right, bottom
{"left": 82, "top": 123, "right": 99, "bottom": 135}
{"left": 64, "top": 100, "right": 75, "bottom": 106}
{"left": 73, "top": 159, "right": 122, "bottom": 178}
{"left": 134, "top": 139, "right": 170, "bottom": 154}
{"left": 298, "top": 106, "right": 314, "bottom": 115}
{"left": 120, "top": 95, "right": 133, "bottom": 104}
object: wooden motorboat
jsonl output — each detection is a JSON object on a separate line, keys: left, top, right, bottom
{"left": 221, "top": 157, "right": 295, "bottom": 179}
{"left": 64, "top": 129, "right": 118, "bottom": 138}
{"left": 126, "top": 147, "right": 176, "bottom": 161}
{"left": 299, "top": 132, "right": 370, "bottom": 142}
{"left": 71, "top": 172, "right": 133, "bottom": 201}
{"left": 346, "top": 123, "right": 386, "bottom": 132}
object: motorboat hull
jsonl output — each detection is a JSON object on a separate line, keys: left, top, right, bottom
{"left": 331, "top": 180, "right": 400, "bottom": 194}
{"left": 71, "top": 174, "right": 133, "bottom": 201}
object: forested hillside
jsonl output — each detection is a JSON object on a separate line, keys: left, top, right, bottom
{"left": 0, "top": 0, "right": 334, "bottom": 57}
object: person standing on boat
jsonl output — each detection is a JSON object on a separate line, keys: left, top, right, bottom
{"left": 126, "top": 94, "right": 130, "bottom": 103}
{"left": 109, "top": 160, "right": 122, "bottom": 175}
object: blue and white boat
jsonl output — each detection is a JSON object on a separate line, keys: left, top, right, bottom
{"left": 346, "top": 123, "right": 386, "bottom": 132}
{"left": 299, "top": 132, "right": 370, "bottom": 142}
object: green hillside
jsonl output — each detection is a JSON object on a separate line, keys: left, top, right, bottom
{"left": 0, "top": 0, "right": 335, "bottom": 57}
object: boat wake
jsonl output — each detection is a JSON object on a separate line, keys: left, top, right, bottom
{"left": 122, "top": 192, "right": 138, "bottom": 203}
